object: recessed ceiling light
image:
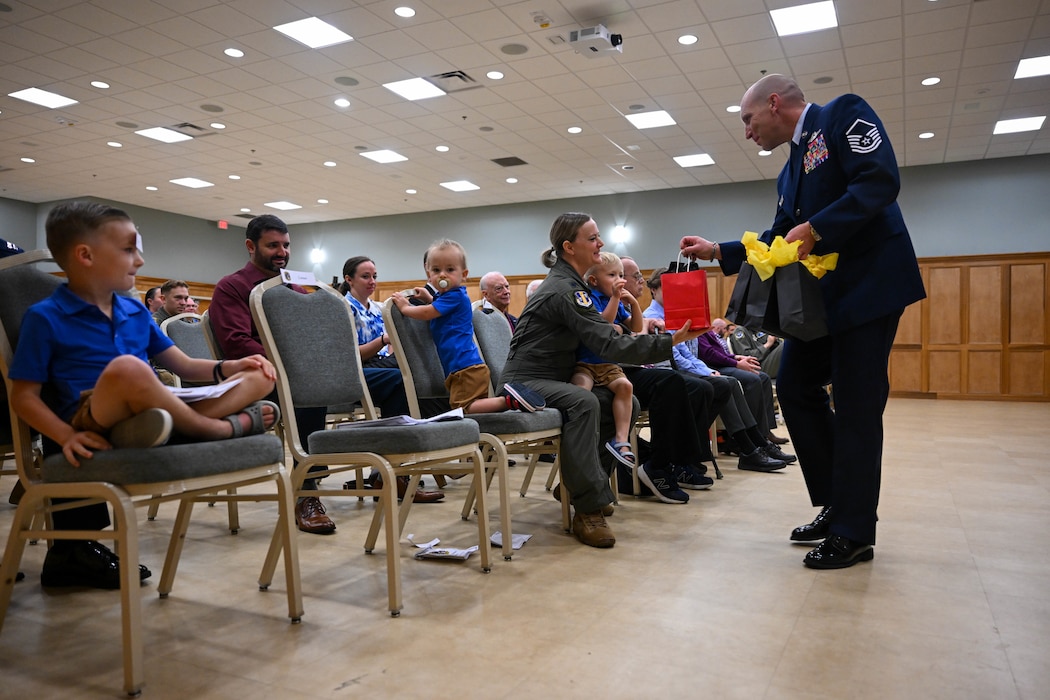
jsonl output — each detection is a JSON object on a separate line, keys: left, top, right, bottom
{"left": 678, "top": 35, "right": 698, "bottom": 46}
{"left": 1014, "top": 55, "right": 1050, "bottom": 79}
{"left": 317, "top": 199, "right": 328, "bottom": 204}
{"left": 228, "top": 174, "right": 241, "bottom": 180}
{"left": 625, "top": 110, "right": 676, "bottom": 129}
{"left": 240, "top": 207, "right": 251, "bottom": 212}
{"left": 506, "top": 178, "right": 518, "bottom": 184}
{"left": 334, "top": 98, "right": 350, "bottom": 108}
{"left": 170, "top": 177, "right": 214, "bottom": 188}
{"left": 567, "top": 126, "right": 583, "bottom": 134}
{"left": 91, "top": 80, "right": 110, "bottom": 89}
{"left": 146, "top": 186, "right": 158, "bottom": 191}
{"left": 440, "top": 180, "right": 480, "bottom": 192}
{"left": 726, "top": 105, "right": 741, "bottom": 113}
{"left": 8, "top": 87, "right": 78, "bottom": 109}
{"left": 20, "top": 157, "right": 35, "bottom": 163}
{"left": 405, "top": 189, "right": 417, "bottom": 194}
{"left": 360, "top": 150, "right": 407, "bottom": 164}
{"left": 382, "top": 77, "right": 445, "bottom": 101}
{"left": 273, "top": 17, "right": 353, "bottom": 49}
{"left": 921, "top": 76, "right": 940, "bottom": 86}
{"left": 136, "top": 127, "right": 193, "bottom": 143}
{"left": 324, "top": 161, "right": 337, "bottom": 167}
{"left": 993, "top": 116, "right": 1046, "bottom": 134}
{"left": 107, "top": 141, "right": 122, "bottom": 148}
{"left": 435, "top": 145, "right": 450, "bottom": 152}
{"left": 210, "top": 122, "right": 225, "bottom": 129}
{"left": 759, "top": 150, "right": 773, "bottom": 156}
{"left": 919, "top": 132, "right": 935, "bottom": 139}
{"left": 486, "top": 71, "right": 504, "bottom": 80}
{"left": 395, "top": 7, "right": 415, "bottom": 18}
{"left": 224, "top": 48, "right": 244, "bottom": 58}
{"left": 770, "top": 0, "right": 838, "bottom": 37}
{"left": 673, "top": 153, "right": 715, "bottom": 168}
{"left": 264, "top": 201, "right": 302, "bottom": 210}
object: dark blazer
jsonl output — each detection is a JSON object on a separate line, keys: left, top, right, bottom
{"left": 720, "top": 94, "right": 926, "bottom": 333}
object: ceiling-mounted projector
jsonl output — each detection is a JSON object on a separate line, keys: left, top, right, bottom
{"left": 568, "top": 24, "right": 623, "bottom": 58}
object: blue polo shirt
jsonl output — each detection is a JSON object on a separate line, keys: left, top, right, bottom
{"left": 8, "top": 284, "right": 174, "bottom": 421}
{"left": 577, "top": 289, "right": 629, "bottom": 365}
{"left": 430, "top": 286, "right": 482, "bottom": 377}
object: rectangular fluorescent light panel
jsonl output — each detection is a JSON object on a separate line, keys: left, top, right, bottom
{"left": 382, "top": 77, "right": 446, "bottom": 101}
{"left": 360, "top": 149, "right": 408, "bottom": 164}
{"left": 674, "top": 153, "right": 715, "bottom": 168}
{"left": 136, "top": 127, "right": 193, "bottom": 143}
{"left": 273, "top": 17, "right": 353, "bottom": 49}
{"left": 992, "top": 116, "right": 1046, "bottom": 135}
{"left": 625, "top": 110, "right": 676, "bottom": 129}
{"left": 169, "top": 177, "right": 214, "bottom": 188}
{"left": 770, "top": 1, "right": 838, "bottom": 37}
{"left": 440, "top": 180, "right": 480, "bottom": 192}
{"left": 8, "top": 87, "right": 78, "bottom": 108}
{"left": 1014, "top": 55, "right": 1050, "bottom": 79}
{"left": 264, "top": 201, "right": 303, "bottom": 210}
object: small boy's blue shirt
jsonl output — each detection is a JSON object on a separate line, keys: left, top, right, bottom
{"left": 577, "top": 289, "right": 629, "bottom": 365}
{"left": 429, "top": 286, "right": 483, "bottom": 377}
{"left": 8, "top": 284, "right": 174, "bottom": 421}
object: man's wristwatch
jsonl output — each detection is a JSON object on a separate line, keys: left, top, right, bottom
{"left": 809, "top": 223, "right": 821, "bottom": 242}
{"left": 711, "top": 241, "right": 720, "bottom": 260}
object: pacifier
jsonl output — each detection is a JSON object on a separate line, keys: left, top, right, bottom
{"left": 438, "top": 279, "right": 448, "bottom": 289}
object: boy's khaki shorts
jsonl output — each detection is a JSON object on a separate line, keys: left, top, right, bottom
{"left": 573, "top": 362, "right": 626, "bottom": 388}
{"left": 70, "top": 389, "right": 108, "bottom": 435}
{"left": 445, "top": 364, "right": 492, "bottom": 410}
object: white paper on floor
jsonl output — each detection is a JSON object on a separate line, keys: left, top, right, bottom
{"left": 406, "top": 534, "right": 479, "bottom": 560}
{"left": 489, "top": 532, "right": 532, "bottom": 549}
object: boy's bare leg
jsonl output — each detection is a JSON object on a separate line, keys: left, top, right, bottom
{"left": 609, "top": 377, "right": 633, "bottom": 446}
{"left": 89, "top": 356, "right": 275, "bottom": 440}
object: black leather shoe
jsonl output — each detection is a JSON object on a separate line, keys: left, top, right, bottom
{"left": 41, "top": 540, "right": 151, "bottom": 589}
{"left": 790, "top": 505, "right": 833, "bottom": 542}
{"left": 737, "top": 449, "right": 786, "bottom": 472}
{"left": 803, "top": 534, "right": 873, "bottom": 569}
{"left": 763, "top": 443, "right": 797, "bottom": 464}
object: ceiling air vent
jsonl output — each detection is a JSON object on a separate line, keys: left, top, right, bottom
{"left": 491, "top": 157, "right": 528, "bottom": 167}
{"left": 234, "top": 213, "right": 255, "bottom": 219}
{"left": 171, "top": 122, "right": 219, "bottom": 138}
{"left": 426, "top": 70, "right": 480, "bottom": 94}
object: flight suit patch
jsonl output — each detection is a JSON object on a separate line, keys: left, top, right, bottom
{"left": 573, "top": 291, "right": 593, "bottom": 308}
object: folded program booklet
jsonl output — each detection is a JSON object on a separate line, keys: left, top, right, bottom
{"left": 336, "top": 406, "right": 464, "bottom": 429}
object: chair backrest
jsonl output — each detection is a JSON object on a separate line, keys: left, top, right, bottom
{"left": 472, "top": 306, "right": 513, "bottom": 391}
{"left": 250, "top": 279, "right": 374, "bottom": 417}
{"left": 381, "top": 299, "right": 452, "bottom": 418}
{"left": 199, "top": 309, "right": 224, "bottom": 360}
{"left": 160, "top": 313, "right": 213, "bottom": 360}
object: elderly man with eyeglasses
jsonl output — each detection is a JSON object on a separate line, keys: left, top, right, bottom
{"left": 479, "top": 271, "right": 518, "bottom": 332}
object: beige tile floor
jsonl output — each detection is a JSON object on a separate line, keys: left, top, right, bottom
{"left": 1, "top": 398, "right": 1048, "bottom": 699}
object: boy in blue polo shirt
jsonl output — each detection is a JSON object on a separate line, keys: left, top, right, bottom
{"left": 6, "top": 202, "right": 280, "bottom": 589}
{"left": 390, "top": 238, "right": 545, "bottom": 414}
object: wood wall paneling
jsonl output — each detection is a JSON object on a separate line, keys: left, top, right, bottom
{"left": 889, "top": 349, "right": 923, "bottom": 393}
{"left": 929, "top": 266, "right": 963, "bottom": 345}
{"left": 1008, "top": 350, "right": 1046, "bottom": 396}
{"left": 929, "top": 350, "right": 962, "bottom": 394}
{"left": 1009, "top": 264, "right": 1046, "bottom": 345}
{"left": 967, "top": 265, "right": 1002, "bottom": 344}
{"left": 966, "top": 350, "right": 1002, "bottom": 395}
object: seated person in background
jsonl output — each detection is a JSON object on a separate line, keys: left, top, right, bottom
{"left": 570, "top": 252, "right": 639, "bottom": 468}
{"left": 391, "top": 239, "right": 546, "bottom": 415}
{"left": 7, "top": 202, "right": 278, "bottom": 589}
{"left": 478, "top": 271, "right": 518, "bottom": 331}
{"left": 339, "top": 255, "right": 398, "bottom": 369}
{"left": 645, "top": 269, "right": 793, "bottom": 471}
{"left": 525, "top": 278, "right": 544, "bottom": 299}
{"left": 720, "top": 319, "right": 782, "bottom": 380}
{"left": 151, "top": 279, "right": 192, "bottom": 325}
{"left": 143, "top": 286, "right": 162, "bottom": 313}
{"left": 696, "top": 318, "right": 786, "bottom": 446}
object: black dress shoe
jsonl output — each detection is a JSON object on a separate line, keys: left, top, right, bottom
{"left": 762, "top": 443, "right": 797, "bottom": 464}
{"left": 41, "top": 540, "right": 152, "bottom": 589}
{"left": 790, "top": 505, "right": 833, "bottom": 542}
{"left": 737, "top": 449, "right": 787, "bottom": 472}
{"left": 803, "top": 534, "right": 874, "bottom": 569}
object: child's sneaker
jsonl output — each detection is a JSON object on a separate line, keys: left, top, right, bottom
{"left": 501, "top": 383, "right": 546, "bottom": 412}
{"left": 637, "top": 462, "right": 689, "bottom": 504}
{"left": 109, "top": 408, "right": 173, "bottom": 450}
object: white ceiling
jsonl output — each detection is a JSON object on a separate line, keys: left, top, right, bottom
{"left": 1, "top": 0, "right": 1048, "bottom": 226}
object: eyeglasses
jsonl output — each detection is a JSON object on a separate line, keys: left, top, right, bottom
{"left": 490, "top": 284, "right": 510, "bottom": 292}
{"left": 631, "top": 273, "right": 645, "bottom": 281}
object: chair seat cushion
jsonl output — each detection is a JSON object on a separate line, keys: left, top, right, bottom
{"left": 467, "top": 408, "right": 562, "bottom": 435}
{"left": 308, "top": 418, "right": 480, "bottom": 456}
{"left": 41, "top": 435, "right": 284, "bottom": 485}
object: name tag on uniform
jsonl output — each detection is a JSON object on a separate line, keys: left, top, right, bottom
{"left": 804, "top": 132, "right": 828, "bottom": 174}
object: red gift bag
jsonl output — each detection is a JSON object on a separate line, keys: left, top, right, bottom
{"left": 662, "top": 256, "right": 710, "bottom": 331}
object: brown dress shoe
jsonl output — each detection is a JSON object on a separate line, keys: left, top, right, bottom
{"left": 767, "top": 432, "right": 789, "bottom": 445}
{"left": 552, "top": 482, "right": 613, "bottom": 516}
{"left": 295, "top": 496, "right": 336, "bottom": 534}
{"left": 396, "top": 475, "right": 445, "bottom": 503}
{"left": 572, "top": 510, "right": 615, "bottom": 548}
